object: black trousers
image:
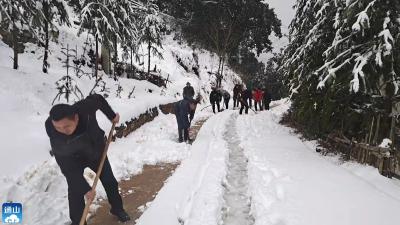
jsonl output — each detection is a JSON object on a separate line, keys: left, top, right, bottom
{"left": 255, "top": 101, "right": 263, "bottom": 111}
{"left": 178, "top": 128, "right": 189, "bottom": 142}
{"left": 211, "top": 102, "right": 220, "bottom": 113}
{"left": 239, "top": 101, "right": 249, "bottom": 114}
{"left": 224, "top": 98, "right": 230, "bottom": 109}
{"left": 69, "top": 158, "right": 123, "bottom": 225}
{"left": 233, "top": 98, "right": 238, "bottom": 107}
{"left": 264, "top": 101, "right": 270, "bottom": 110}
{"left": 247, "top": 98, "right": 252, "bottom": 108}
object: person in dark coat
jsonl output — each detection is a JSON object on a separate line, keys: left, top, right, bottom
{"left": 210, "top": 87, "right": 222, "bottom": 113}
{"left": 263, "top": 89, "right": 272, "bottom": 110}
{"left": 183, "top": 82, "right": 195, "bottom": 100}
{"left": 44, "top": 94, "right": 130, "bottom": 225}
{"left": 239, "top": 89, "right": 249, "bottom": 115}
{"left": 221, "top": 89, "right": 231, "bottom": 109}
{"left": 175, "top": 98, "right": 197, "bottom": 142}
{"left": 244, "top": 88, "right": 253, "bottom": 108}
{"left": 233, "top": 84, "right": 241, "bottom": 108}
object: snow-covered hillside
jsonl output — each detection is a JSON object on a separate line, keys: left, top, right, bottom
{"left": 0, "top": 16, "right": 240, "bottom": 224}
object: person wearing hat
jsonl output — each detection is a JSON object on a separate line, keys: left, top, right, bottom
{"left": 44, "top": 94, "right": 130, "bottom": 225}
{"left": 174, "top": 98, "right": 197, "bottom": 143}
{"left": 182, "top": 82, "right": 195, "bottom": 100}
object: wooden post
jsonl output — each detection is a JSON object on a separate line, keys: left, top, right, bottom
{"left": 390, "top": 116, "right": 396, "bottom": 148}
{"left": 95, "top": 35, "right": 99, "bottom": 79}
{"left": 368, "top": 116, "right": 375, "bottom": 144}
{"left": 373, "top": 115, "right": 381, "bottom": 145}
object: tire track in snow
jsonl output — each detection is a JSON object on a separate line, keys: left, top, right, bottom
{"left": 222, "top": 114, "right": 254, "bottom": 225}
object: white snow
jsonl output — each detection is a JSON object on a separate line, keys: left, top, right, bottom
{"left": 236, "top": 100, "right": 400, "bottom": 225}
{"left": 136, "top": 111, "right": 234, "bottom": 225}
{"left": 133, "top": 99, "right": 400, "bottom": 225}
{"left": 379, "top": 138, "right": 392, "bottom": 148}
{"left": 0, "top": 9, "right": 240, "bottom": 224}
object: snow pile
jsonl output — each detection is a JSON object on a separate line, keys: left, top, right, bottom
{"left": 0, "top": 113, "right": 192, "bottom": 225}
{"left": 379, "top": 138, "right": 392, "bottom": 148}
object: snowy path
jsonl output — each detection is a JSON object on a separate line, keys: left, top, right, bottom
{"left": 236, "top": 103, "right": 400, "bottom": 225}
{"left": 136, "top": 101, "right": 400, "bottom": 225}
{"left": 222, "top": 115, "right": 254, "bottom": 225}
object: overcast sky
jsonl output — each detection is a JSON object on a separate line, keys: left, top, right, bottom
{"left": 259, "top": 0, "right": 297, "bottom": 62}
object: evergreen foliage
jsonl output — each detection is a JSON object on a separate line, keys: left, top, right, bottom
{"left": 282, "top": 0, "right": 400, "bottom": 143}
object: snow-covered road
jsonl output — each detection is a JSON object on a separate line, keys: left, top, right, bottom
{"left": 138, "top": 100, "right": 400, "bottom": 225}
{"left": 237, "top": 102, "right": 400, "bottom": 225}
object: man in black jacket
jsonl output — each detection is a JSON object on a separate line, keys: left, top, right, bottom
{"left": 45, "top": 94, "right": 130, "bottom": 225}
{"left": 209, "top": 87, "right": 222, "bottom": 113}
{"left": 243, "top": 88, "right": 253, "bottom": 108}
{"left": 221, "top": 89, "right": 231, "bottom": 109}
{"left": 263, "top": 89, "right": 272, "bottom": 110}
{"left": 183, "top": 82, "right": 195, "bottom": 100}
{"left": 233, "top": 84, "right": 241, "bottom": 108}
{"left": 239, "top": 89, "right": 249, "bottom": 115}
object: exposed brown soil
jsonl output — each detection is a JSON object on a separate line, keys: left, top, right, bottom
{"left": 88, "top": 118, "right": 209, "bottom": 225}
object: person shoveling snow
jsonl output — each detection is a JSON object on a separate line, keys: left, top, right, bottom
{"left": 45, "top": 94, "right": 130, "bottom": 225}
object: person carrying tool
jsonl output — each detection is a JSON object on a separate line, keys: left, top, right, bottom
{"left": 175, "top": 98, "right": 197, "bottom": 143}
{"left": 45, "top": 94, "right": 130, "bottom": 225}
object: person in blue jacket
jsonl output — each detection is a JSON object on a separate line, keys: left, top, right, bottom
{"left": 174, "top": 98, "right": 197, "bottom": 142}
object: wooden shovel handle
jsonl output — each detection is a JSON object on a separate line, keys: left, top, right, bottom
{"left": 79, "top": 123, "right": 116, "bottom": 225}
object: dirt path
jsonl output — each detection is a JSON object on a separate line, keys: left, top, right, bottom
{"left": 88, "top": 117, "right": 209, "bottom": 225}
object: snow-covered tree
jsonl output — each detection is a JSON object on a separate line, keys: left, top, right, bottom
{"left": 32, "top": 0, "right": 70, "bottom": 73}
{"left": 53, "top": 45, "right": 84, "bottom": 104}
{"left": 78, "top": 0, "right": 120, "bottom": 77}
{"left": 109, "top": 0, "right": 141, "bottom": 76}
{"left": 282, "top": 0, "right": 400, "bottom": 143}
{"left": 0, "top": 0, "right": 42, "bottom": 69}
{"left": 78, "top": 0, "right": 141, "bottom": 76}
{"left": 138, "top": 0, "right": 165, "bottom": 77}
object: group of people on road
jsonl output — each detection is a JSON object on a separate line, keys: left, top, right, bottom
{"left": 213, "top": 83, "right": 272, "bottom": 115}
{"left": 43, "top": 80, "right": 270, "bottom": 225}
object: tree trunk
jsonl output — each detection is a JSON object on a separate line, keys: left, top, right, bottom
{"left": 108, "top": 47, "right": 111, "bottom": 75}
{"left": 113, "top": 35, "right": 118, "bottom": 78}
{"left": 373, "top": 115, "right": 381, "bottom": 145}
{"left": 130, "top": 48, "right": 133, "bottom": 78}
{"left": 220, "top": 56, "right": 225, "bottom": 87}
{"left": 147, "top": 42, "right": 151, "bottom": 77}
{"left": 43, "top": 21, "right": 49, "bottom": 73}
{"left": 101, "top": 45, "right": 110, "bottom": 74}
{"left": 42, "top": 1, "right": 50, "bottom": 73}
{"left": 95, "top": 35, "right": 99, "bottom": 79}
{"left": 12, "top": 20, "right": 18, "bottom": 70}
{"left": 217, "top": 56, "right": 222, "bottom": 75}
